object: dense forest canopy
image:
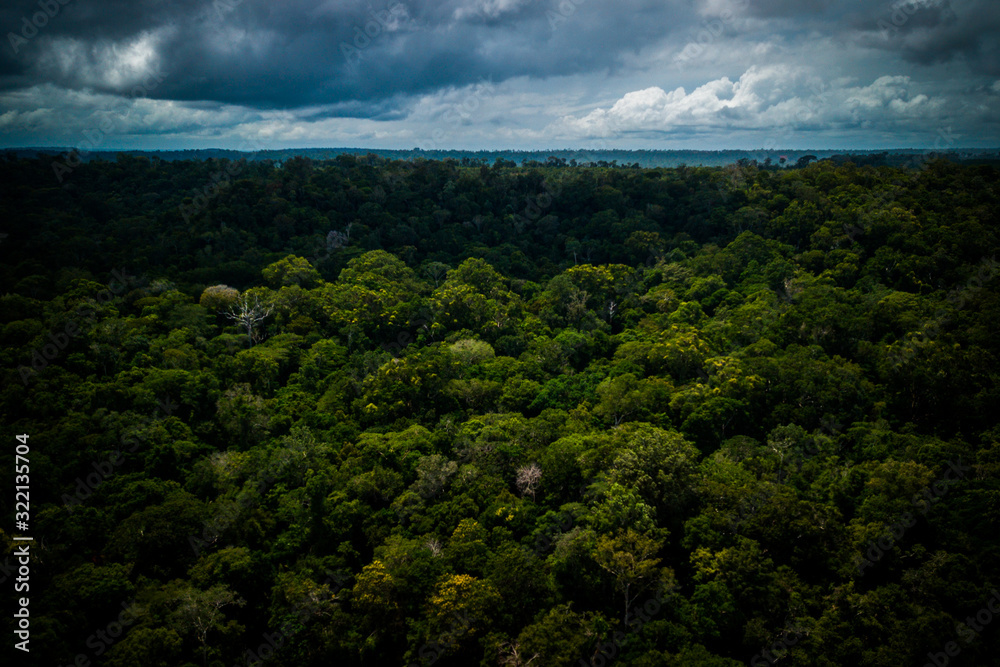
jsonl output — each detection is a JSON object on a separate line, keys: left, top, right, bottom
{"left": 1, "top": 153, "right": 999, "bottom": 666}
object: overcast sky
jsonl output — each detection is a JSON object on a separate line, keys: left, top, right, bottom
{"left": 0, "top": 0, "right": 997, "bottom": 150}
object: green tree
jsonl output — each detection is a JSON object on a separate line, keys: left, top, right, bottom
{"left": 593, "top": 529, "right": 670, "bottom": 625}
{"left": 169, "top": 583, "right": 245, "bottom": 666}
{"left": 262, "top": 254, "right": 322, "bottom": 288}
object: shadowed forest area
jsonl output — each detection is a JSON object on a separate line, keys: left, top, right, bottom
{"left": 1, "top": 153, "right": 999, "bottom": 666}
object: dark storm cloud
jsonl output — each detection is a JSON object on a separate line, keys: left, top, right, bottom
{"left": 895, "top": 2, "right": 1000, "bottom": 74}
{"left": 299, "top": 97, "right": 411, "bottom": 121}
{"left": 1, "top": 0, "right": 997, "bottom": 149}
{"left": 0, "top": 0, "right": 201, "bottom": 80}
{"left": 720, "top": 0, "right": 999, "bottom": 76}
{"left": 848, "top": 0, "right": 1000, "bottom": 75}
{"left": 1, "top": 0, "right": 688, "bottom": 110}
{"left": 745, "top": 0, "right": 833, "bottom": 18}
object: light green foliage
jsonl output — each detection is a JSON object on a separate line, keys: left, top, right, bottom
{"left": 199, "top": 284, "right": 240, "bottom": 312}
{"left": 262, "top": 255, "right": 322, "bottom": 289}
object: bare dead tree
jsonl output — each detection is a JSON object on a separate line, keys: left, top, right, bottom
{"left": 326, "top": 223, "right": 353, "bottom": 250}
{"left": 425, "top": 538, "right": 443, "bottom": 557}
{"left": 326, "top": 230, "right": 348, "bottom": 249}
{"left": 606, "top": 299, "right": 618, "bottom": 322}
{"left": 498, "top": 640, "right": 539, "bottom": 666}
{"left": 226, "top": 293, "right": 272, "bottom": 345}
{"left": 516, "top": 463, "right": 543, "bottom": 501}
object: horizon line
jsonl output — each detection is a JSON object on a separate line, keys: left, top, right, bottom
{"left": 4, "top": 146, "right": 998, "bottom": 153}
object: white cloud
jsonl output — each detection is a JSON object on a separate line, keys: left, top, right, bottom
{"left": 454, "top": 0, "right": 532, "bottom": 21}
{"left": 695, "top": 0, "right": 751, "bottom": 19}
{"left": 553, "top": 66, "right": 948, "bottom": 141}
{"left": 31, "top": 29, "right": 171, "bottom": 92}
{"left": 0, "top": 56, "right": 991, "bottom": 151}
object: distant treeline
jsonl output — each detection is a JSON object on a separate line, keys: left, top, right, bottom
{"left": 6, "top": 146, "right": 1000, "bottom": 169}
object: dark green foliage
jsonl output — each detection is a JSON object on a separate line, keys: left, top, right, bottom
{"left": 2, "top": 155, "right": 999, "bottom": 666}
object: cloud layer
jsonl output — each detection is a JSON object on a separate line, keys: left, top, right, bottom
{"left": 0, "top": 0, "right": 996, "bottom": 149}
